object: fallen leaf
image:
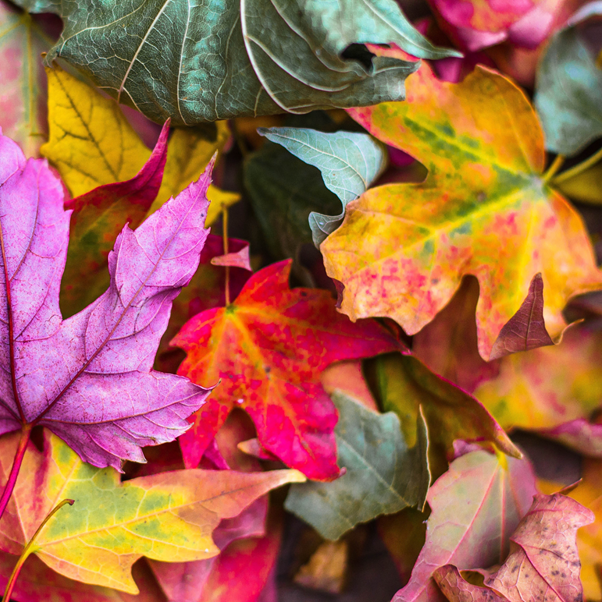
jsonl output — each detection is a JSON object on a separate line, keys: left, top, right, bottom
{"left": 211, "top": 246, "right": 252, "bottom": 271}
{"left": 173, "top": 260, "right": 399, "bottom": 480}
{"left": 535, "top": 3, "right": 602, "bottom": 156}
{"left": 434, "top": 493, "right": 594, "bottom": 602}
{"left": 60, "top": 121, "right": 169, "bottom": 317}
{"left": 0, "top": 130, "right": 213, "bottom": 468}
{"left": 0, "top": 429, "right": 303, "bottom": 592}
{"left": 0, "top": 3, "right": 58, "bottom": 156}
{"left": 258, "top": 127, "right": 387, "bottom": 245}
{"left": 294, "top": 539, "right": 348, "bottom": 594}
{"left": 18, "top": 0, "right": 457, "bottom": 124}
{"left": 473, "top": 323, "right": 602, "bottom": 432}
{"left": 392, "top": 450, "right": 537, "bottom": 602}
{"left": 321, "top": 360, "right": 379, "bottom": 412}
{"left": 370, "top": 353, "right": 519, "bottom": 478}
{"left": 284, "top": 391, "right": 430, "bottom": 540}
{"left": 322, "top": 59, "right": 602, "bottom": 360}
{"left": 536, "top": 419, "right": 602, "bottom": 458}
{"left": 42, "top": 65, "right": 234, "bottom": 221}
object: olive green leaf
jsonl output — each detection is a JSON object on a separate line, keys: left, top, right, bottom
{"left": 14, "top": 0, "right": 458, "bottom": 124}
{"left": 258, "top": 127, "right": 388, "bottom": 245}
{"left": 535, "top": 2, "right": 602, "bottom": 156}
{"left": 284, "top": 391, "right": 430, "bottom": 541}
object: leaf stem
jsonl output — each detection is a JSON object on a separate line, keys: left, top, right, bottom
{"left": 2, "top": 498, "right": 74, "bottom": 602}
{"left": 542, "top": 155, "right": 565, "bottom": 183}
{"left": 553, "top": 146, "right": 602, "bottom": 184}
{"left": 0, "top": 425, "right": 32, "bottom": 522}
{"left": 223, "top": 208, "right": 230, "bottom": 306}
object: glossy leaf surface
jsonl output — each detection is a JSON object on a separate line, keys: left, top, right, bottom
{"left": 0, "top": 430, "right": 303, "bottom": 593}
{"left": 258, "top": 127, "right": 387, "bottom": 245}
{"left": 0, "top": 131, "right": 212, "bottom": 468}
{"left": 173, "top": 260, "right": 399, "bottom": 480}
{"left": 16, "top": 0, "right": 457, "bottom": 124}
{"left": 323, "top": 61, "right": 602, "bottom": 360}
{"left": 285, "top": 391, "right": 430, "bottom": 540}
{"left": 393, "top": 450, "right": 537, "bottom": 602}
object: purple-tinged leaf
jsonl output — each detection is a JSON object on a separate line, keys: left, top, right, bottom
{"left": 211, "top": 245, "right": 252, "bottom": 271}
{"left": 0, "top": 130, "right": 212, "bottom": 470}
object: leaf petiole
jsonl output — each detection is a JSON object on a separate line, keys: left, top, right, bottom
{"left": 553, "top": 146, "right": 602, "bottom": 184}
{"left": 223, "top": 208, "right": 231, "bottom": 306}
{"left": 0, "top": 425, "right": 32, "bottom": 522}
{"left": 2, "top": 498, "right": 74, "bottom": 602}
{"left": 542, "top": 154, "right": 565, "bottom": 183}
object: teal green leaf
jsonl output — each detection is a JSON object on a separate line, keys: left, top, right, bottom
{"left": 244, "top": 141, "right": 341, "bottom": 261}
{"left": 14, "top": 0, "right": 458, "bottom": 124}
{"left": 258, "top": 127, "right": 387, "bottom": 245}
{"left": 284, "top": 391, "right": 430, "bottom": 541}
{"left": 535, "top": 3, "right": 602, "bottom": 156}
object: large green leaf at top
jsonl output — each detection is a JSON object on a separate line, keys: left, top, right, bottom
{"left": 284, "top": 390, "right": 430, "bottom": 541}
{"left": 258, "top": 127, "right": 387, "bottom": 245}
{"left": 535, "top": 2, "right": 602, "bottom": 156}
{"left": 13, "top": 0, "right": 457, "bottom": 125}
{"left": 321, "top": 57, "right": 602, "bottom": 361}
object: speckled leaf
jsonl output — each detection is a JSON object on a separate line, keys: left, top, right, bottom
{"left": 15, "top": 0, "right": 458, "bottom": 125}
{"left": 371, "top": 354, "right": 519, "bottom": 478}
{"left": 60, "top": 121, "right": 169, "bottom": 317}
{"left": 0, "top": 430, "right": 303, "bottom": 593}
{"left": 0, "top": 130, "right": 214, "bottom": 468}
{"left": 434, "top": 494, "right": 594, "bottom": 602}
{"left": 322, "top": 59, "right": 602, "bottom": 360}
{"left": 0, "top": 2, "right": 58, "bottom": 156}
{"left": 285, "top": 391, "right": 430, "bottom": 540}
{"left": 473, "top": 323, "right": 602, "bottom": 432}
{"left": 173, "top": 260, "right": 399, "bottom": 481}
{"left": 535, "top": 2, "right": 602, "bottom": 156}
{"left": 392, "top": 450, "right": 537, "bottom": 602}
{"left": 258, "top": 127, "right": 387, "bottom": 245}
{"left": 42, "top": 65, "right": 233, "bottom": 219}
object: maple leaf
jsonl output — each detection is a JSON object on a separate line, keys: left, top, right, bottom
{"left": 0, "top": 130, "right": 212, "bottom": 469}
{"left": 0, "top": 429, "right": 303, "bottom": 593}
{"left": 12, "top": 0, "right": 457, "bottom": 124}
{"left": 285, "top": 391, "right": 430, "bottom": 540}
{"left": 321, "top": 58, "right": 602, "bottom": 360}
{"left": 434, "top": 494, "right": 594, "bottom": 602}
{"left": 392, "top": 449, "right": 537, "bottom": 602}
{"left": 173, "top": 260, "right": 399, "bottom": 481}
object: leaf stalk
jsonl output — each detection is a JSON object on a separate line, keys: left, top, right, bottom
{"left": 2, "top": 498, "right": 74, "bottom": 602}
{"left": 223, "top": 208, "right": 231, "bottom": 306}
{"left": 553, "top": 146, "right": 602, "bottom": 184}
{"left": 542, "top": 155, "right": 565, "bottom": 183}
{"left": 0, "top": 425, "right": 32, "bottom": 522}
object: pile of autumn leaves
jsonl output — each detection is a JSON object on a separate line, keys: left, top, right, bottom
{"left": 2, "top": 1, "right": 602, "bottom": 602}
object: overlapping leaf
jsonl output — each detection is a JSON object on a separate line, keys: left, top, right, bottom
{"left": 0, "top": 130, "right": 213, "bottom": 468}
{"left": 322, "top": 58, "right": 602, "bottom": 360}
{"left": 285, "top": 391, "right": 430, "bottom": 540}
{"left": 15, "top": 0, "right": 458, "bottom": 125}
{"left": 0, "top": 430, "right": 303, "bottom": 593}
{"left": 434, "top": 494, "right": 594, "bottom": 602}
{"left": 173, "top": 260, "right": 399, "bottom": 481}
{"left": 392, "top": 450, "right": 537, "bottom": 602}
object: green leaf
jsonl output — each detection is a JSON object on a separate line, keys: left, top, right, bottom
{"left": 535, "top": 3, "right": 602, "bottom": 156}
{"left": 258, "top": 127, "right": 387, "bottom": 245}
{"left": 284, "top": 390, "right": 430, "bottom": 541}
{"left": 244, "top": 141, "right": 341, "bottom": 260}
{"left": 15, "top": 0, "right": 458, "bottom": 124}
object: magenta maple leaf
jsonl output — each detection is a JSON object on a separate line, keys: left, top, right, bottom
{"left": 0, "top": 130, "right": 211, "bottom": 471}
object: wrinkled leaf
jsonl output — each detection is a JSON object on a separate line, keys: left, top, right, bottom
{"left": 392, "top": 450, "right": 537, "bottom": 602}
{"left": 474, "top": 323, "right": 602, "bottom": 432}
{"left": 0, "top": 430, "right": 302, "bottom": 593}
{"left": 173, "top": 260, "right": 399, "bottom": 481}
{"left": 0, "top": 2, "right": 57, "bottom": 156}
{"left": 322, "top": 59, "right": 602, "bottom": 360}
{"left": 258, "top": 127, "right": 387, "bottom": 245}
{"left": 434, "top": 494, "right": 594, "bottom": 602}
{"left": 42, "top": 65, "right": 234, "bottom": 220}
{"left": 0, "top": 131, "right": 213, "bottom": 468}
{"left": 285, "top": 391, "right": 430, "bottom": 540}
{"left": 17, "top": 0, "right": 458, "bottom": 125}
{"left": 371, "top": 353, "right": 519, "bottom": 477}
{"left": 535, "top": 2, "right": 602, "bottom": 156}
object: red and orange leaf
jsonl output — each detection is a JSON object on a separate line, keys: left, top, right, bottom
{"left": 173, "top": 260, "right": 399, "bottom": 481}
{"left": 321, "top": 60, "right": 602, "bottom": 360}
